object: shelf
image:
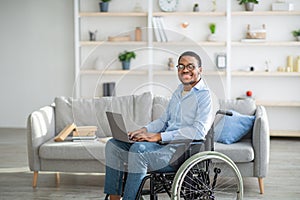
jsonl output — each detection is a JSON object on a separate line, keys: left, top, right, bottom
{"left": 231, "top": 11, "right": 300, "bottom": 16}
{"left": 80, "top": 70, "right": 148, "bottom": 75}
{"left": 81, "top": 70, "right": 225, "bottom": 76}
{"left": 80, "top": 41, "right": 147, "bottom": 46}
{"left": 231, "top": 71, "right": 300, "bottom": 77}
{"left": 154, "top": 41, "right": 300, "bottom": 47}
{"left": 232, "top": 41, "right": 300, "bottom": 47}
{"left": 79, "top": 12, "right": 147, "bottom": 17}
{"left": 153, "top": 70, "right": 177, "bottom": 75}
{"left": 79, "top": 11, "right": 300, "bottom": 17}
{"left": 256, "top": 101, "right": 300, "bottom": 107}
{"left": 152, "top": 70, "right": 225, "bottom": 76}
{"left": 270, "top": 130, "right": 300, "bottom": 137}
{"left": 153, "top": 11, "right": 226, "bottom": 17}
{"left": 153, "top": 41, "right": 226, "bottom": 47}
{"left": 203, "top": 70, "right": 226, "bottom": 76}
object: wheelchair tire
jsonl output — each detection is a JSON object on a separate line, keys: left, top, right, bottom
{"left": 171, "top": 151, "right": 243, "bottom": 200}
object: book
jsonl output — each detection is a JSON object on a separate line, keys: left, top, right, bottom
{"left": 157, "top": 17, "right": 168, "bottom": 42}
{"left": 152, "top": 17, "right": 162, "bottom": 42}
{"left": 54, "top": 123, "right": 76, "bottom": 142}
{"left": 108, "top": 35, "right": 131, "bottom": 42}
{"left": 65, "top": 135, "right": 97, "bottom": 142}
{"left": 73, "top": 126, "right": 98, "bottom": 137}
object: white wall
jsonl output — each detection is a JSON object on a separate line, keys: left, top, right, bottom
{"left": 0, "top": 0, "right": 74, "bottom": 127}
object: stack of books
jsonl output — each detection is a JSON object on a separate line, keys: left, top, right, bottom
{"left": 54, "top": 123, "right": 98, "bottom": 142}
{"left": 72, "top": 126, "right": 97, "bottom": 141}
{"left": 152, "top": 16, "right": 168, "bottom": 42}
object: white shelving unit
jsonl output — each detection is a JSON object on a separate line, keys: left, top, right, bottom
{"left": 74, "top": 0, "right": 300, "bottom": 137}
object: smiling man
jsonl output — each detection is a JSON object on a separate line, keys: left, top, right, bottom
{"left": 104, "top": 51, "right": 213, "bottom": 200}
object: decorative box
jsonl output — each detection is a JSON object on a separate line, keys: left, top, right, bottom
{"left": 272, "top": 3, "right": 294, "bottom": 11}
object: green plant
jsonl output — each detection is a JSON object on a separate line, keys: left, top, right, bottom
{"left": 237, "top": 0, "right": 259, "bottom": 5}
{"left": 118, "top": 51, "right": 136, "bottom": 62}
{"left": 209, "top": 23, "right": 216, "bottom": 34}
{"left": 292, "top": 29, "right": 300, "bottom": 37}
{"left": 101, "top": 0, "right": 111, "bottom": 2}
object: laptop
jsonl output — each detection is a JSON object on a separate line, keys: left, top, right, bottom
{"left": 106, "top": 112, "right": 135, "bottom": 143}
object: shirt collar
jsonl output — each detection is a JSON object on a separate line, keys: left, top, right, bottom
{"left": 177, "top": 78, "right": 208, "bottom": 95}
{"left": 193, "top": 78, "right": 207, "bottom": 91}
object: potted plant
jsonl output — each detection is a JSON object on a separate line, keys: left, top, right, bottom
{"left": 208, "top": 23, "right": 217, "bottom": 42}
{"left": 237, "top": 0, "right": 259, "bottom": 11}
{"left": 292, "top": 29, "right": 300, "bottom": 41}
{"left": 118, "top": 51, "right": 136, "bottom": 70}
{"left": 99, "top": 0, "right": 111, "bottom": 12}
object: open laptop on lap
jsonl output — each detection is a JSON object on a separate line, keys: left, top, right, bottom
{"left": 106, "top": 112, "right": 135, "bottom": 143}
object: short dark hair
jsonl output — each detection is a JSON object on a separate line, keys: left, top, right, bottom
{"left": 178, "top": 51, "right": 202, "bottom": 67}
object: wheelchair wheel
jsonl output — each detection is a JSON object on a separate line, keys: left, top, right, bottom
{"left": 171, "top": 151, "right": 243, "bottom": 200}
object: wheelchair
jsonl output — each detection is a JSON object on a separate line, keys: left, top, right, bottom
{"left": 105, "top": 110, "right": 243, "bottom": 200}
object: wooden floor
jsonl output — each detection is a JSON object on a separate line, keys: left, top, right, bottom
{"left": 0, "top": 128, "right": 300, "bottom": 199}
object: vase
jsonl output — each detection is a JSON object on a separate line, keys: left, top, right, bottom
{"left": 208, "top": 33, "right": 217, "bottom": 42}
{"left": 122, "top": 61, "right": 130, "bottom": 70}
{"left": 99, "top": 2, "right": 109, "bottom": 12}
{"left": 245, "top": 2, "right": 254, "bottom": 11}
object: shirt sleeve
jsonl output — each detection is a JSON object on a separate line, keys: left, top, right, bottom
{"left": 145, "top": 101, "right": 170, "bottom": 133}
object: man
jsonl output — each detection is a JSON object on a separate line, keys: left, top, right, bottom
{"left": 104, "top": 51, "right": 213, "bottom": 200}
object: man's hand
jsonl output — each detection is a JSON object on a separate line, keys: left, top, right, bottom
{"left": 128, "top": 127, "right": 162, "bottom": 142}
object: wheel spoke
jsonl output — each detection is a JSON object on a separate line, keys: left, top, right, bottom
{"left": 172, "top": 152, "right": 243, "bottom": 200}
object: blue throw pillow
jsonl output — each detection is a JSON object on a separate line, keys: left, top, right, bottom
{"left": 214, "top": 110, "right": 255, "bottom": 144}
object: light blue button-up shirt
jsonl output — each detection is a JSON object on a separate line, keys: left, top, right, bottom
{"left": 146, "top": 79, "right": 213, "bottom": 142}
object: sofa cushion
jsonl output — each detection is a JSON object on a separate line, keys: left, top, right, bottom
{"left": 214, "top": 110, "right": 255, "bottom": 144}
{"left": 152, "top": 95, "right": 170, "bottom": 121}
{"left": 219, "top": 98, "right": 256, "bottom": 115}
{"left": 55, "top": 92, "right": 153, "bottom": 137}
{"left": 215, "top": 139, "right": 254, "bottom": 162}
{"left": 39, "top": 138, "right": 108, "bottom": 161}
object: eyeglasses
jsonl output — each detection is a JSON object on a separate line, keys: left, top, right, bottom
{"left": 176, "top": 64, "right": 197, "bottom": 71}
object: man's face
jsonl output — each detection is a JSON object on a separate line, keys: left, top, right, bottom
{"left": 177, "top": 55, "right": 202, "bottom": 86}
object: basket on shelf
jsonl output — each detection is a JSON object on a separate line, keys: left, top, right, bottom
{"left": 246, "top": 24, "right": 266, "bottom": 39}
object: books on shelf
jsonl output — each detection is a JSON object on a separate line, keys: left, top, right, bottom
{"left": 54, "top": 123, "right": 98, "bottom": 142}
{"left": 152, "top": 16, "right": 168, "bottom": 42}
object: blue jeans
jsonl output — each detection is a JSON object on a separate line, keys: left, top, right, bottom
{"left": 104, "top": 138, "right": 176, "bottom": 200}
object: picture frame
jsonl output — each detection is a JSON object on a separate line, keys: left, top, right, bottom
{"left": 216, "top": 54, "right": 226, "bottom": 69}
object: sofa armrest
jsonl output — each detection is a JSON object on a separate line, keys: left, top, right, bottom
{"left": 252, "top": 105, "right": 270, "bottom": 178}
{"left": 27, "top": 105, "right": 55, "bottom": 171}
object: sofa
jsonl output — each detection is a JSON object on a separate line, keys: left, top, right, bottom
{"left": 27, "top": 92, "right": 269, "bottom": 193}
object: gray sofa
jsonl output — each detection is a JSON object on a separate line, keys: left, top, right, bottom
{"left": 27, "top": 92, "right": 269, "bottom": 194}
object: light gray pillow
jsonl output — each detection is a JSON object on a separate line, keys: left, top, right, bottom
{"left": 152, "top": 95, "right": 170, "bottom": 121}
{"left": 55, "top": 92, "right": 153, "bottom": 137}
{"left": 219, "top": 98, "right": 256, "bottom": 116}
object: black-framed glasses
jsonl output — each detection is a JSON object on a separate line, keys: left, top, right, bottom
{"left": 176, "top": 64, "right": 197, "bottom": 71}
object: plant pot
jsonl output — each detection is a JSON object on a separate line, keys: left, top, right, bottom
{"left": 245, "top": 2, "right": 254, "bottom": 11}
{"left": 297, "top": 36, "right": 300, "bottom": 41}
{"left": 208, "top": 33, "right": 217, "bottom": 42}
{"left": 122, "top": 61, "right": 130, "bottom": 70}
{"left": 99, "top": 2, "right": 109, "bottom": 12}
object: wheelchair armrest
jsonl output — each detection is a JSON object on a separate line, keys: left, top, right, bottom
{"left": 158, "top": 139, "right": 205, "bottom": 145}
{"left": 216, "top": 110, "right": 233, "bottom": 116}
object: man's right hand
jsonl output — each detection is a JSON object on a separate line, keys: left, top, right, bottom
{"left": 128, "top": 128, "right": 161, "bottom": 142}
{"left": 128, "top": 127, "right": 147, "bottom": 140}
